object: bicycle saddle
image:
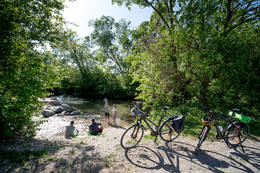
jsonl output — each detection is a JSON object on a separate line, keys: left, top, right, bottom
{"left": 160, "top": 106, "right": 170, "bottom": 110}
{"left": 231, "top": 108, "right": 240, "bottom": 113}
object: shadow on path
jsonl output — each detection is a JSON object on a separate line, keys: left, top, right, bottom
{"left": 0, "top": 138, "right": 106, "bottom": 173}
{"left": 124, "top": 145, "right": 180, "bottom": 172}
{"left": 123, "top": 139, "right": 260, "bottom": 173}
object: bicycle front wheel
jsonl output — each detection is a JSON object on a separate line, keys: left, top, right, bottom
{"left": 120, "top": 124, "right": 144, "bottom": 149}
{"left": 159, "top": 119, "right": 179, "bottom": 142}
{"left": 195, "top": 126, "right": 210, "bottom": 151}
{"left": 225, "top": 122, "right": 249, "bottom": 146}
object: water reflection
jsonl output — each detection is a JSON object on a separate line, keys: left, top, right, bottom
{"left": 58, "top": 96, "right": 136, "bottom": 123}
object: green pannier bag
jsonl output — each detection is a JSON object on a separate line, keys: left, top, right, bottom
{"left": 228, "top": 111, "right": 252, "bottom": 124}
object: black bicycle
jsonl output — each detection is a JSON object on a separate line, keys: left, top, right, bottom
{"left": 195, "top": 108, "right": 250, "bottom": 152}
{"left": 120, "top": 105, "right": 185, "bottom": 149}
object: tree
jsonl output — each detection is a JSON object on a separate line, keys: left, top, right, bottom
{"left": 90, "top": 16, "right": 133, "bottom": 75}
{"left": 114, "top": 0, "right": 260, "bottom": 114}
{"left": 90, "top": 16, "right": 136, "bottom": 96}
{"left": 0, "top": 0, "right": 65, "bottom": 140}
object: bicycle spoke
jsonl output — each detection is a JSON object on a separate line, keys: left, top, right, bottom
{"left": 226, "top": 123, "right": 249, "bottom": 146}
{"left": 159, "top": 119, "right": 179, "bottom": 142}
{"left": 121, "top": 124, "right": 144, "bottom": 149}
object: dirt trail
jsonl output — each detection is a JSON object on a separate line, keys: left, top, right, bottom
{"left": 1, "top": 115, "right": 260, "bottom": 173}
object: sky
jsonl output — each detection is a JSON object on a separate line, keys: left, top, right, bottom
{"left": 62, "top": 0, "right": 153, "bottom": 38}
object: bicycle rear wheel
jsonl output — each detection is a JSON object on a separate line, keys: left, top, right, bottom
{"left": 120, "top": 124, "right": 144, "bottom": 149}
{"left": 225, "top": 122, "right": 249, "bottom": 146}
{"left": 195, "top": 126, "right": 210, "bottom": 151}
{"left": 159, "top": 119, "right": 179, "bottom": 142}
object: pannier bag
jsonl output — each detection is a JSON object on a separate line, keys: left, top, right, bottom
{"left": 171, "top": 115, "right": 185, "bottom": 133}
{"left": 228, "top": 111, "right": 251, "bottom": 124}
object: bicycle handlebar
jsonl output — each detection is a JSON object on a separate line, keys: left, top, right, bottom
{"left": 131, "top": 105, "right": 171, "bottom": 117}
{"left": 131, "top": 105, "right": 150, "bottom": 117}
{"left": 201, "top": 106, "right": 235, "bottom": 121}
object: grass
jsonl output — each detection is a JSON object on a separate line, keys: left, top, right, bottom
{"left": 106, "top": 153, "right": 117, "bottom": 159}
{"left": 104, "top": 153, "right": 117, "bottom": 168}
{"left": 70, "top": 149, "right": 75, "bottom": 155}
{"left": 48, "top": 156, "right": 57, "bottom": 162}
{"left": 115, "top": 145, "right": 122, "bottom": 151}
{"left": 126, "top": 139, "right": 139, "bottom": 145}
{"left": 143, "top": 134, "right": 154, "bottom": 140}
{"left": 79, "top": 141, "right": 88, "bottom": 145}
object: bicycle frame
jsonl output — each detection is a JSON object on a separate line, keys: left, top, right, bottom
{"left": 196, "top": 109, "right": 247, "bottom": 152}
{"left": 134, "top": 109, "right": 167, "bottom": 143}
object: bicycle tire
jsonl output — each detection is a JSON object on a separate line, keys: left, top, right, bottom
{"left": 159, "top": 119, "right": 179, "bottom": 142}
{"left": 195, "top": 126, "right": 209, "bottom": 151}
{"left": 225, "top": 122, "right": 249, "bottom": 146}
{"left": 120, "top": 124, "right": 144, "bottom": 149}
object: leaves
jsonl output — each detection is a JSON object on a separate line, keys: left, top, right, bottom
{"left": 0, "top": 0, "right": 65, "bottom": 140}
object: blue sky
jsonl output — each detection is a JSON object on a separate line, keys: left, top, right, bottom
{"left": 62, "top": 0, "right": 153, "bottom": 38}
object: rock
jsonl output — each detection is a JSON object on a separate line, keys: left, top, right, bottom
{"left": 64, "top": 111, "right": 71, "bottom": 115}
{"left": 49, "top": 100, "right": 62, "bottom": 106}
{"left": 70, "top": 111, "right": 81, "bottom": 115}
{"left": 57, "top": 111, "right": 66, "bottom": 116}
{"left": 42, "top": 110, "right": 55, "bottom": 117}
{"left": 49, "top": 97, "right": 58, "bottom": 100}
{"left": 53, "top": 106, "right": 63, "bottom": 114}
{"left": 61, "top": 104, "right": 77, "bottom": 112}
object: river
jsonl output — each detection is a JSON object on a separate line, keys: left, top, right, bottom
{"left": 35, "top": 96, "right": 136, "bottom": 139}
{"left": 58, "top": 95, "right": 136, "bottom": 123}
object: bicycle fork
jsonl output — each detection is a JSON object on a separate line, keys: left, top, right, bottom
{"left": 196, "top": 126, "right": 210, "bottom": 151}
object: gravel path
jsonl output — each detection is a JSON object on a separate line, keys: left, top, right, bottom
{"left": 1, "top": 115, "right": 260, "bottom": 173}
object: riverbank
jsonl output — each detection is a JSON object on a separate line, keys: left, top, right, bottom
{"left": 1, "top": 114, "right": 260, "bottom": 173}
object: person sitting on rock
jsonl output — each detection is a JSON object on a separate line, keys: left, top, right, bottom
{"left": 89, "top": 119, "right": 103, "bottom": 135}
{"left": 65, "top": 121, "right": 79, "bottom": 139}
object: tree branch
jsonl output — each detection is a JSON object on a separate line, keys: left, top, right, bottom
{"left": 224, "top": 0, "right": 233, "bottom": 30}
{"left": 143, "top": 0, "right": 170, "bottom": 28}
{"left": 223, "top": 14, "right": 260, "bottom": 36}
{"left": 169, "top": 0, "right": 174, "bottom": 27}
{"left": 229, "top": 6, "right": 259, "bottom": 25}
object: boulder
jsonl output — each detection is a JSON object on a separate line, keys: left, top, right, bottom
{"left": 57, "top": 111, "right": 66, "bottom": 116}
{"left": 64, "top": 111, "right": 72, "bottom": 115}
{"left": 54, "top": 107, "right": 63, "bottom": 114}
{"left": 70, "top": 111, "right": 81, "bottom": 115}
{"left": 49, "top": 100, "right": 62, "bottom": 106}
{"left": 61, "top": 104, "right": 77, "bottom": 112}
{"left": 42, "top": 110, "right": 55, "bottom": 117}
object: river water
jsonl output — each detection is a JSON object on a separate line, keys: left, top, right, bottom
{"left": 35, "top": 96, "right": 136, "bottom": 139}
{"left": 58, "top": 95, "right": 136, "bottom": 123}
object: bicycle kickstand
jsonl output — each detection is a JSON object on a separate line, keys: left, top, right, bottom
{"left": 154, "top": 135, "right": 159, "bottom": 146}
{"left": 238, "top": 135, "right": 245, "bottom": 153}
{"left": 239, "top": 143, "right": 245, "bottom": 153}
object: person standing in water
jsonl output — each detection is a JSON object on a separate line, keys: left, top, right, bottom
{"left": 112, "top": 104, "right": 118, "bottom": 126}
{"left": 104, "top": 103, "right": 110, "bottom": 123}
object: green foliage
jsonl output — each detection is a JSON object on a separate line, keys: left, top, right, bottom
{"left": 0, "top": 0, "right": 65, "bottom": 140}
{"left": 1, "top": 0, "right": 259, "bottom": 140}
{"left": 157, "top": 104, "right": 260, "bottom": 138}
{"left": 122, "top": 0, "right": 260, "bottom": 118}
{"left": 53, "top": 16, "right": 136, "bottom": 99}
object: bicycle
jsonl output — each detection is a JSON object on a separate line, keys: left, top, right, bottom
{"left": 120, "top": 105, "right": 185, "bottom": 149}
{"left": 195, "top": 108, "right": 251, "bottom": 153}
